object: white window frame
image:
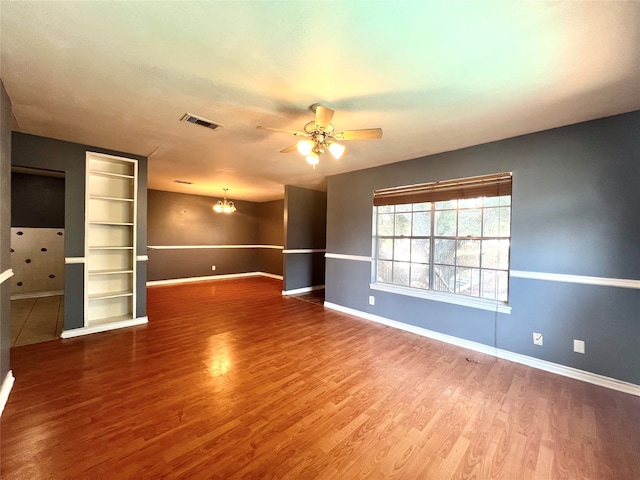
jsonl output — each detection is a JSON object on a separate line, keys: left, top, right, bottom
{"left": 370, "top": 175, "right": 512, "bottom": 314}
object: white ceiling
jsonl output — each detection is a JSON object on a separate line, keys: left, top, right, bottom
{"left": 1, "top": 1, "right": 639, "bottom": 202}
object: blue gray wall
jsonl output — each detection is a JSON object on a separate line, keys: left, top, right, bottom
{"left": 283, "top": 185, "right": 327, "bottom": 292}
{"left": 147, "top": 190, "right": 283, "bottom": 280}
{"left": 11, "top": 132, "right": 148, "bottom": 330}
{"left": 326, "top": 111, "right": 640, "bottom": 385}
{"left": 0, "top": 80, "right": 12, "bottom": 388}
{"left": 259, "top": 199, "right": 285, "bottom": 275}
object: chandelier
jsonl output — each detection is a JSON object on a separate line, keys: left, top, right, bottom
{"left": 213, "top": 188, "right": 236, "bottom": 213}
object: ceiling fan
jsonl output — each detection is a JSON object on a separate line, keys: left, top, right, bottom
{"left": 257, "top": 104, "right": 382, "bottom": 168}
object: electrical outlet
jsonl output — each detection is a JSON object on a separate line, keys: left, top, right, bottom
{"left": 211, "top": 265, "right": 216, "bottom": 271}
{"left": 533, "top": 332, "right": 543, "bottom": 346}
{"left": 368, "top": 295, "right": 375, "bottom": 306}
{"left": 574, "top": 339, "right": 585, "bottom": 354}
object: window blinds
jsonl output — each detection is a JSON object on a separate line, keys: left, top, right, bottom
{"left": 373, "top": 172, "right": 512, "bottom": 206}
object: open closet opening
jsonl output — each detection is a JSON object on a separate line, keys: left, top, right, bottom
{"left": 10, "top": 166, "right": 65, "bottom": 346}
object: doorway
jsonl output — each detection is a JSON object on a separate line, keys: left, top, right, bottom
{"left": 10, "top": 167, "right": 65, "bottom": 346}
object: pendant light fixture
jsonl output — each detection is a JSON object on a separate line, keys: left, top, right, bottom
{"left": 213, "top": 188, "right": 236, "bottom": 213}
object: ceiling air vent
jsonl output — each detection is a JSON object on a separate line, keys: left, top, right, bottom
{"left": 180, "top": 113, "right": 223, "bottom": 130}
{"left": 173, "top": 179, "right": 193, "bottom": 185}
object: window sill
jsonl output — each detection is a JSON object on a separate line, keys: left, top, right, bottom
{"left": 369, "top": 282, "right": 512, "bottom": 314}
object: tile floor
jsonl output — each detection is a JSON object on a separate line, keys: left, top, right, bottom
{"left": 11, "top": 295, "right": 64, "bottom": 347}
{"left": 291, "top": 289, "right": 325, "bottom": 306}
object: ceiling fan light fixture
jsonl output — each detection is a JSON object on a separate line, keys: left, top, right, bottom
{"left": 297, "top": 140, "right": 313, "bottom": 156}
{"left": 213, "top": 188, "right": 236, "bottom": 214}
{"left": 329, "top": 142, "right": 346, "bottom": 159}
{"left": 257, "top": 104, "right": 382, "bottom": 168}
{"left": 306, "top": 151, "right": 319, "bottom": 166}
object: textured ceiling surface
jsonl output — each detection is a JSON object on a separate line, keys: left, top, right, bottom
{"left": 1, "top": 1, "right": 639, "bottom": 202}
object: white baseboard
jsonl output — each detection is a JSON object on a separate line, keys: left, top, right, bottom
{"left": 282, "top": 285, "right": 325, "bottom": 296}
{"left": 61, "top": 316, "right": 148, "bottom": 339}
{"left": 0, "top": 370, "right": 15, "bottom": 417}
{"left": 323, "top": 302, "right": 640, "bottom": 397}
{"left": 147, "top": 272, "right": 282, "bottom": 287}
{"left": 282, "top": 249, "right": 327, "bottom": 254}
{"left": 11, "top": 290, "right": 64, "bottom": 300}
{"left": 257, "top": 272, "right": 284, "bottom": 280}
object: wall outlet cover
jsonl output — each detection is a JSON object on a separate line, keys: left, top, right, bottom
{"left": 368, "top": 295, "right": 375, "bottom": 306}
{"left": 533, "top": 332, "right": 543, "bottom": 346}
{"left": 574, "top": 339, "right": 585, "bottom": 354}
{"left": 211, "top": 265, "right": 216, "bottom": 271}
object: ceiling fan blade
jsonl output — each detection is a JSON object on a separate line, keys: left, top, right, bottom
{"left": 314, "top": 105, "right": 335, "bottom": 130}
{"left": 280, "top": 144, "right": 298, "bottom": 153}
{"left": 256, "top": 126, "right": 307, "bottom": 136}
{"left": 333, "top": 128, "right": 383, "bottom": 141}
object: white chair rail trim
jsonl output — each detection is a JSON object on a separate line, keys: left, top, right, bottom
{"left": 511, "top": 270, "right": 640, "bottom": 290}
{"left": 325, "top": 253, "right": 371, "bottom": 262}
{"left": 325, "top": 254, "right": 640, "bottom": 290}
{"left": 0, "top": 370, "right": 15, "bottom": 417}
{"left": 0, "top": 269, "right": 14, "bottom": 285}
{"left": 65, "top": 257, "right": 85, "bottom": 264}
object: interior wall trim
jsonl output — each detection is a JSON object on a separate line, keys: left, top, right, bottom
{"left": 511, "top": 270, "right": 640, "bottom": 290}
{"left": 11, "top": 290, "right": 63, "bottom": 301}
{"left": 257, "top": 272, "right": 284, "bottom": 280}
{"left": 147, "top": 244, "right": 284, "bottom": 250}
{"left": 324, "top": 255, "right": 640, "bottom": 290}
{"left": 136, "top": 255, "right": 148, "bottom": 261}
{"left": 147, "top": 272, "right": 283, "bottom": 286}
{"left": 325, "top": 253, "right": 371, "bottom": 262}
{"left": 0, "top": 370, "right": 15, "bottom": 417}
{"left": 61, "top": 316, "right": 148, "bottom": 339}
{"left": 323, "top": 301, "right": 640, "bottom": 397}
{"left": 282, "top": 249, "right": 327, "bottom": 254}
{"left": 65, "top": 257, "right": 85, "bottom": 264}
{"left": 0, "top": 269, "right": 14, "bottom": 285}
{"left": 282, "top": 285, "right": 325, "bottom": 296}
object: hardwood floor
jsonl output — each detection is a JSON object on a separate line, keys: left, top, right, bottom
{"left": 1, "top": 277, "right": 639, "bottom": 479}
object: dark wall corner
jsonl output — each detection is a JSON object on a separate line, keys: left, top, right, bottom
{"left": 283, "top": 186, "right": 327, "bottom": 291}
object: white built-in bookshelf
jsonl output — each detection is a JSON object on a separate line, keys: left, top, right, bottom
{"left": 85, "top": 152, "right": 137, "bottom": 329}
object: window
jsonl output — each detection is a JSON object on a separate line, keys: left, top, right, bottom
{"left": 373, "top": 173, "right": 512, "bottom": 305}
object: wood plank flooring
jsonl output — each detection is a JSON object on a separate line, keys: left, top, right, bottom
{"left": 1, "top": 277, "right": 639, "bottom": 479}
